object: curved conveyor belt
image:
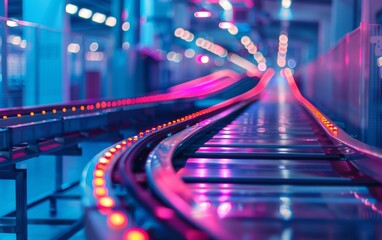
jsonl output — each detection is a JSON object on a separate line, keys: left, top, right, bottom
{"left": 147, "top": 73, "right": 382, "bottom": 239}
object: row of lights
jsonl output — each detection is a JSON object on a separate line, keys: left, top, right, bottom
{"left": 91, "top": 141, "right": 148, "bottom": 239}
{"left": 66, "top": 3, "right": 117, "bottom": 27}
{"left": 284, "top": 68, "right": 338, "bottom": 136}
{"left": 174, "top": 28, "right": 195, "bottom": 42}
{"left": 1, "top": 95, "right": 175, "bottom": 120}
{"left": 3, "top": 69, "right": 245, "bottom": 120}
{"left": 7, "top": 35, "right": 27, "bottom": 49}
{"left": 277, "top": 33, "right": 289, "bottom": 67}
{"left": 174, "top": 28, "right": 226, "bottom": 65}
{"left": 195, "top": 37, "right": 228, "bottom": 58}
{"left": 240, "top": 36, "right": 267, "bottom": 71}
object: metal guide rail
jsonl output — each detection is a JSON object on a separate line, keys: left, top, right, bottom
{"left": 82, "top": 68, "right": 382, "bottom": 240}
{"left": 82, "top": 70, "right": 274, "bottom": 239}
{"left": 0, "top": 69, "right": 253, "bottom": 240}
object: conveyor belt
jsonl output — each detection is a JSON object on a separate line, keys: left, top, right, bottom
{"left": 147, "top": 76, "right": 382, "bottom": 239}
{"left": 83, "top": 70, "right": 382, "bottom": 240}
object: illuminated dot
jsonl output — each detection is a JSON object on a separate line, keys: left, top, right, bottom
{"left": 2, "top": 116, "right": 7, "bottom": 119}
{"left": 377, "top": 56, "right": 382, "bottom": 67}
{"left": 99, "top": 157, "right": 109, "bottom": 164}
{"left": 99, "top": 197, "right": 115, "bottom": 208}
{"left": 52, "top": 109, "right": 57, "bottom": 114}
{"left": 80, "top": 105, "right": 85, "bottom": 110}
{"left": 107, "top": 212, "right": 128, "bottom": 229}
{"left": 124, "top": 228, "right": 149, "bottom": 240}
{"left": 30, "top": 112, "right": 35, "bottom": 116}
{"left": 122, "top": 22, "right": 130, "bottom": 31}
{"left": 94, "top": 178, "right": 105, "bottom": 186}
{"left": 72, "top": 106, "right": 76, "bottom": 112}
{"left": 116, "top": 144, "right": 122, "bottom": 149}
{"left": 94, "top": 187, "right": 107, "bottom": 197}
{"left": 17, "top": 114, "right": 21, "bottom": 118}
{"left": 104, "top": 152, "right": 112, "bottom": 158}
{"left": 94, "top": 170, "right": 104, "bottom": 177}
{"left": 200, "top": 55, "right": 209, "bottom": 64}
{"left": 62, "top": 108, "right": 67, "bottom": 113}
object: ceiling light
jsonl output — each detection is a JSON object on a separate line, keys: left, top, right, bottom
{"left": 78, "top": 8, "right": 92, "bottom": 19}
{"left": 105, "top": 16, "right": 116, "bottom": 27}
{"left": 66, "top": 4, "right": 78, "bottom": 14}
{"left": 92, "top": 12, "right": 106, "bottom": 24}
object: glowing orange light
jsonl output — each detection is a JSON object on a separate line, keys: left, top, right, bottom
{"left": 128, "top": 138, "right": 133, "bottom": 142}
{"left": 122, "top": 140, "right": 127, "bottom": 145}
{"left": 107, "top": 212, "right": 128, "bottom": 229}
{"left": 110, "top": 148, "right": 116, "bottom": 153}
{"left": 17, "top": 114, "right": 21, "bottom": 118}
{"left": 42, "top": 110, "right": 46, "bottom": 115}
{"left": 52, "top": 109, "right": 57, "bottom": 114}
{"left": 96, "top": 163, "right": 106, "bottom": 170}
{"left": 145, "top": 130, "right": 150, "bottom": 134}
{"left": 62, "top": 108, "right": 67, "bottom": 113}
{"left": 80, "top": 106, "right": 85, "bottom": 110}
{"left": 94, "top": 169, "right": 104, "bottom": 177}
{"left": 124, "top": 228, "right": 149, "bottom": 240}
{"left": 94, "top": 178, "right": 105, "bottom": 186}
{"left": 72, "top": 106, "right": 76, "bottom": 112}
{"left": 30, "top": 112, "right": 35, "bottom": 116}
{"left": 139, "top": 132, "right": 144, "bottom": 137}
{"left": 152, "top": 128, "right": 156, "bottom": 131}
{"left": 94, "top": 187, "right": 108, "bottom": 197}
{"left": 104, "top": 152, "right": 112, "bottom": 158}
{"left": 116, "top": 144, "right": 122, "bottom": 149}
{"left": 99, "top": 197, "right": 115, "bottom": 208}
{"left": 99, "top": 157, "right": 109, "bottom": 164}
{"left": 2, "top": 116, "right": 7, "bottom": 119}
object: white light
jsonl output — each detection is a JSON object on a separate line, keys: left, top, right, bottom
{"left": 219, "top": 0, "right": 233, "bottom": 11}
{"left": 194, "top": 11, "right": 211, "bottom": 18}
{"left": 66, "top": 4, "right": 78, "bottom": 14}
{"left": 86, "top": 52, "right": 104, "bottom": 61}
{"left": 258, "top": 63, "right": 267, "bottom": 71}
{"left": 174, "top": 28, "right": 184, "bottom": 37}
{"left": 219, "top": 22, "right": 233, "bottom": 29}
{"left": 282, "top": 0, "right": 292, "bottom": 9}
{"left": 105, "top": 16, "right": 117, "bottom": 27}
{"left": 122, "top": 22, "right": 130, "bottom": 31}
{"left": 20, "top": 40, "right": 27, "bottom": 49}
{"left": 78, "top": 8, "right": 92, "bottom": 19}
{"left": 92, "top": 12, "right": 106, "bottom": 23}
{"left": 184, "top": 49, "right": 195, "bottom": 58}
{"left": 67, "top": 43, "right": 80, "bottom": 53}
{"left": 122, "top": 42, "right": 130, "bottom": 50}
{"left": 377, "top": 56, "right": 382, "bottom": 67}
{"left": 89, "top": 42, "right": 99, "bottom": 52}
{"left": 6, "top": 20, "right": 18, "bottom": 27}
{"left": 167, "top": 51, "right": 176, "bottom": 61}
{"left": 9, "top": 36, "right": 21, "bottom": 45}
{"left": 201, "top": 55, "right": 209, "bottom": 64}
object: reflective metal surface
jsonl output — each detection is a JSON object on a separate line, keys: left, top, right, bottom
{"left": 172, "top": 77, "right": 382, "bottom": 239}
